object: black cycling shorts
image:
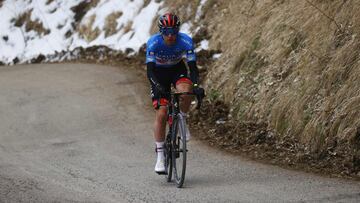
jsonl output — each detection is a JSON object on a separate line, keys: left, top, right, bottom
{"left": 150, "top": 61, "right": 192, "bottom": 109}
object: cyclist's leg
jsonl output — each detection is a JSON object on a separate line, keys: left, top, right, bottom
{"left": 153, "top": 101, "right": 168, "bottom": 174}
{"left": 150, "top": 69, "right": 171, "bottom": 142}
{"left": 152, "top": 99, "right": 168, "bottom": 142}
{"left": 172, "top": 62, "right": 193, "bottom": 141}
{"left": 172, "top": 61, "right": 193, "bottom": 113}
{"left": 175, "top": 80, "right": 192, "bottom": 113}
{"left": 150, "top": 69, "right": 171, "bottom": 174}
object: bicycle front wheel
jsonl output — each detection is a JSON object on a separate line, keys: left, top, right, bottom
{"left": 172, "top": 113, "right": 187, "bottom": 188}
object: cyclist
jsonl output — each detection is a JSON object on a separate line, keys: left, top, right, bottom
{"left": 146, "top": 13, "right": 205, "bottom": 174}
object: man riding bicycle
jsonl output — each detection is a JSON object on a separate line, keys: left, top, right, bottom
{"left": 146, "top": 13, "right": 205, "bottom": 174}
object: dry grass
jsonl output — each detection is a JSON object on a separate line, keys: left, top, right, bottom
{"left": 178, "top": 0, "right": 360, "bottom": 174}
{"left": 207, "top": 1, "right": 359, "bottom": 133}
{"left": 104, "top": 11, "right": 123, "bottom": 37}
{"left": 162, "top": 0, "right": 200, "bottom": 23}
{"left": 78, "top": 15, "right": 100, "bottom": 42}
{"left": 71, "top": 0, "right": 100, "bottom": 23}
{"left": 71, "top": 0, "right": 102, "bottom": 42}
{"left": 46, "top": 0, "right": 55, "bottom": 5}
{"left": 14, "top": 10, "right": 50, "bottom": 35}
{"left": 143, "top": 0, "right": 151, "bottom": 8}
{"left": 122, "top": 21, "right": 133, "bottom": 34}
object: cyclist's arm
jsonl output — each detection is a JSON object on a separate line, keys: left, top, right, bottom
{"left": 146, "top": 37, "right": 160, "bottom": 86}
{"left": 147, "top": 62, "right": 160, "bottom": 86}
{"left": 187, "top": 61, "right": 199, "bottom": 85}
{"left": 183, "top": 35, "right": 199, "bottom": 85}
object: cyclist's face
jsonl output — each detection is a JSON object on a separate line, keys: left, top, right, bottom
{"left": 163, "top": 34, "right": 177, "bottom": 44}
{"left": 161, "top": 28, "right": 178, "bottom": 45}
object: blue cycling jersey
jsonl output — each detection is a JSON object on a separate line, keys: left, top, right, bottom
{"left": 146, "top": 32, "right": 196, "bottom": 67}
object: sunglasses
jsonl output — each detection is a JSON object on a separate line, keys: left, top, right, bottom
{"left": 160, "top": 28, "right": 179, "bottom": 36}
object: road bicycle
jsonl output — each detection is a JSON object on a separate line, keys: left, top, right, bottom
{"left": 163, "top": 92, "right": 202, "bottom": 188}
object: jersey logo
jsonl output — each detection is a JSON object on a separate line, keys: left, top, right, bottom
{"left": 148, "top": 39, "right": 158, "bottom": 49}
{"left": 187, "top": 56, "right": 195, "bottom": 61}
{"left": 181, "top": 38, "right": 193, "bottom": 47}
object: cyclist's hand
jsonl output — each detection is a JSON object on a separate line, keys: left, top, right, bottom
{"left": 193, "top": 85, "right": 205, "bottom": 99}
{"left": 155, "top": 83, "right": 166, "bottom": 95}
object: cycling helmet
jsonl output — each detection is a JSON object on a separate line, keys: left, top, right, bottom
{"left": 158, "top": 13, "right": 181, "bottom": 30}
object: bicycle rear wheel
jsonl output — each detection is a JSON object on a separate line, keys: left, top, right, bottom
{"left": 172, "top": 114, "right": 187, "bottom": 188}
{"left": 164, "top": 132, "right": 172, "bottom": 182}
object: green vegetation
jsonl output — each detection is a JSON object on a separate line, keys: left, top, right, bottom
{"left": 207, "top": 88, "right": 221, "bottom": 102}
{"left": 233, "top": 34, "right": 266, "bottom": 74}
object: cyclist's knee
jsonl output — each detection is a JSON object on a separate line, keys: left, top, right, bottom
{"left": 176, "top": 82, "right": 192, "bottom": 93}
{"left": 175, "top": 78, "right": 192, "bottom": 90}
{"left": 176, "top": 83, "right": 193, "bottom": 101}
{"left": 152, "top": 98, "right": 169, "bottom": 109}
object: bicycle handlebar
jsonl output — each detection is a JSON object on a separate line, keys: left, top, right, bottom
{"left": 169, "top": 92, "right": 203, "bottom": 109}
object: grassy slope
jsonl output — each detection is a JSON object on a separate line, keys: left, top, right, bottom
{"left": 166, "top": 0, "right": 360, "bottom": 176}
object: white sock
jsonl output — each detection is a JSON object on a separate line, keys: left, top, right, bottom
{"left": 155, "top": 141, "right": 164, "bottom": 160}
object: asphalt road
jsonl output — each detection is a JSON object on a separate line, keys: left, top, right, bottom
{"left": 0, "top": 63, "right": 359, "bottom": 203}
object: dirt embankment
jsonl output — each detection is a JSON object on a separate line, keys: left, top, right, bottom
{"left": 163, "top": 0, "right": 360, "bottom": 178}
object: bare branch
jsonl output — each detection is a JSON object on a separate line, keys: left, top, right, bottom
{"left": 304, "top": 0, "right": 341, "bottom": 30}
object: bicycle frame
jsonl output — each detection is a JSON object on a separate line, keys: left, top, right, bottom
{"left": 167, "top": 92, "right": 198, "bottom": 140}
{"left": 164, "top": 92, "right": 200, "bottom": 187}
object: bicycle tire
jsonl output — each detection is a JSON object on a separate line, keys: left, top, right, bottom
{"left": 164, "top": 132, "right": 172, "bottom": 182}
{"left": 172, "top": 114, "right": 187, "bottom": 188}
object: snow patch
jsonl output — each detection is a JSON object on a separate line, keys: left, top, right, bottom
{"left": 195, "top": 39, "right": 209, "bottom": 52}
{"left": 212, "top": 53, "right": 222, "bottom": 59}
{"left": 180, "top": 22, "right": 192, "bottom": 36}
{"left": 195, "top": 0, "right": 208, "bottom": 22}
{"left": 0, "top": 0, "right": 162, "bottom": 64}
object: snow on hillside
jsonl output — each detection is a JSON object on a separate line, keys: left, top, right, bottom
{"left": 0, "top": 0, "right": 162, "bottom": 64}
